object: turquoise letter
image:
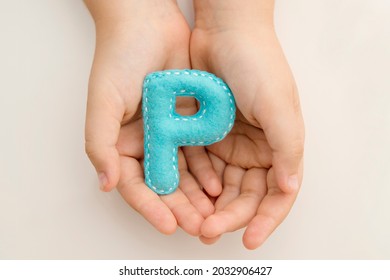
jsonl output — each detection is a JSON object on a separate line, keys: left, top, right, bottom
{"left": 142, "top": 70, "right": 235, "bottom": 194}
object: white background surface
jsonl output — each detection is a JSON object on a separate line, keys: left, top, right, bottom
{"left": 0, "top": 0, "right": 389, "bottom": 259}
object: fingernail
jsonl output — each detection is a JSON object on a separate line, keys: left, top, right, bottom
{"left": 287, "top": 175, "right": 299, "bottom": 192}
{"left": 98, "top": 172, "right": 108, "bottom": 191}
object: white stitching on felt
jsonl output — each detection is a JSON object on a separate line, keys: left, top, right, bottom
{"left": 144, "top": 94, "right": 161, "bottom": 192}
{"left": 144, "top": 70, "right": 235, "bottom": 194}
{"left": 170, "top": 89, "right": 207, "bottom": 122}
{"left": 167, "top": 74, "right": 235, "bottom": 145}
{"left": 144, "top": 92, "right": 154, "bottom": 184}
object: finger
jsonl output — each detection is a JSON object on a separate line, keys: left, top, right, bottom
{"left": 201, "top": 168, "right": 267, "bottom": 238}
{"left": 160, "top": 150, "right": 206, "bottom": 237}
{"left": 117, "top": 156, "right": 177, "bottom": 235}
{"left": 214, "top": 165, "right": 245, "bottom": 210}
{"left": 199, "top": 235, "right": 221, "bottom": 245}
{"left": 253, "top": 82, "right": 305, "bottom": 193}
{"left": 179, "top": 170, "right": 215, "bottom": 218}
{"left": 183, "top": 146, "right": 222, "bottom": 197}
{"left": 160, "top": 189, "right": 205, "bottom": 237}
{"left": 116, "top": 118, "right": 144, "bottom": 159}
{"left": 178, "top": 149, "right": 215, "bottom": 218}
{"left": 208, "top": 153, "right": 226, "bottom": 183}
{"left": 242, "top": 165, "right": 301, "bottom": 250}
{"left": 85, "top": 80, "right": 124, "bottom": 192}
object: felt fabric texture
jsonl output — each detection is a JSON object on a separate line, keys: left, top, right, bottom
{"left": 142, "top": 69, "right": 236, "bottom": 195}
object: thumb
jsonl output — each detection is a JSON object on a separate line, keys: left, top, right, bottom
{"left": 254, "top": 84, "right": 305, "bottom": 194}
{"left": 85, "top": 79, "right": 125, "bottom": 192}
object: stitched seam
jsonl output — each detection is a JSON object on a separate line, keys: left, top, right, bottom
{"left": 170, "top": 91, "right": 206, "bottom": 121}
{"left": 164, "top": 70, "right": 235, "bottom": 145}
{"left": 144, "top": 70, "right": 235, "bottom": 194}
{"left": 144, "top": 79, "right": 175, "bottom": 194}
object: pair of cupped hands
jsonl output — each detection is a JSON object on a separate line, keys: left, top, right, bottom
{"left": 84, "top": 0, "right": 304, "bottom": 249}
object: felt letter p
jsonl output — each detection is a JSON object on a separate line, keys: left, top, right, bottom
{"left": 142, "top": 70, "right": 236, "bottom": 195}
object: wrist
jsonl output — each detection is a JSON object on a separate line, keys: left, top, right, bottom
{"left": 84, "top": 0, "right": 178, "bottom": 26}
{"left": 84, "top": 0, "right": 186, "bottom": 44}
{"left": 193, "top": 0, "right": 275, "bottom": 32}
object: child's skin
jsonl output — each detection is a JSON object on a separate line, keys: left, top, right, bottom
{"left": 84, "top": 0, "right": 304, "bottom": 249}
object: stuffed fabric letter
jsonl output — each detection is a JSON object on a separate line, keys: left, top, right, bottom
{"left": 142, "top": 69, "right": 236, "bottom": 195}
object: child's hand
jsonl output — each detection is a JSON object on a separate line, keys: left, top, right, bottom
{"left": 84, "top": 0, "right": 217, "bottom": 236}
{"left": 190, "top": 0, "right": 305, "bottom": 249}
